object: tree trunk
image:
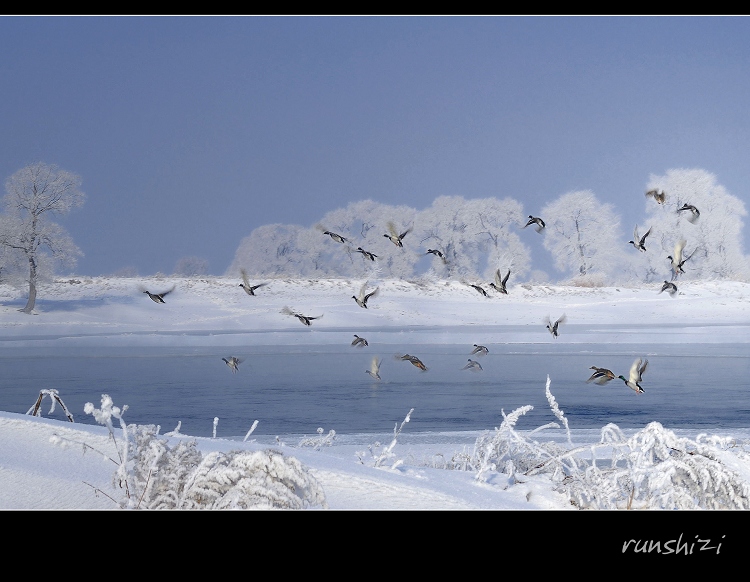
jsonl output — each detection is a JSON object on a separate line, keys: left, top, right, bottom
{"left": 20, "top": 256, "right": 37, "bottom": 314}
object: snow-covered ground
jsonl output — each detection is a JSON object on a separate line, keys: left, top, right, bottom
{"left": 2, "top": 276, "right": 750, "bottom": 512}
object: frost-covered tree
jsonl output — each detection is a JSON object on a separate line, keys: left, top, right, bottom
{"left": 316, "top": 199, "right": 418, "bottom": 278}
{"left": 226, "top": 223, "right": 307, "bottom": 277}
{"left": 636, "top": 168, "right": 750, "bottom": 282}
{"left": 542, "top": 190, "right": 625, "bottom": 279}
{"left": 0, "top": 162, "right": 85, "bottom": 313}
{"left": 540, "top": 190, "right": 625, "bottom": 283}
{"left": 414, "top": 196, "right": 531, "bottom": 281}
{"left": 173, "top": 256, "right": 209, "bottom": 277}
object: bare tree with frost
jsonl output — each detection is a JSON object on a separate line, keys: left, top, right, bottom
{"left": 540, "top": 190, "right": 626, "bottom": 284}
{"left": 0, "top": 162, "right": 85, "bottom": 313}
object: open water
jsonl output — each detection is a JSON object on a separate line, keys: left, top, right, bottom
{"left": 1, "top": 341, "right": 749, "bottom": 439}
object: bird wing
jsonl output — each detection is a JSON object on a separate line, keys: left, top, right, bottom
{"left": 556, "top": 314, "right": 567, "bottom": 326}
{"left": 241, "top": 269, "right": 251, "bottom": 287}
{"left": 641, "top": 227, "right": 652, "bottom": 243}
{"left": 682, "top": 247, "right": 697, "bottom": 264}
{"left": 674, "top": 239, "right": 686, "bottom": 263}
{"left": 629, "top": 358, "right": 642, "bottom": 383}
{"left": 502, "top": 270, "right": 510, "bottom": 285}
{"left": 399, "top": 227, "right": 413, "bottom": 239}
{"left": 639, "top": 358, "right": 648, "bottom": 379}
{"left": 364, "top": 288, "right": 379, "bottom": 302}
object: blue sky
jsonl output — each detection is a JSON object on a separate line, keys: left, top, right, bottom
{"left": 1, "top": 15, "right": 749, "bottom": 277}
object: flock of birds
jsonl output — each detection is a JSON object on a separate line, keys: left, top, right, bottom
{"left": 631, "top": 190, "right": 702, "bottom": 293}
{"left": 138, "top": 190, "right": 698, "bottom": 395}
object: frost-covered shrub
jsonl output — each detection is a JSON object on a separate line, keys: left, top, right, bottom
{"left": 80, "top": 395, "right": 327, "bottom": 510}
{"left": 562, "top": 422, "right": 750, "bottom": 510}
{"left": 447, "top": 376, "right": 750, "bottom": 510}
{"left": 298, "top": 428, "right": 337, "bottom": 450}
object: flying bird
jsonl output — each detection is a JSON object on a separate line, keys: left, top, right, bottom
{"left": 618, "top": 357, "right": 648, "bottom": 394}
{"left": 352, "top": 282, "right": 379, "bottom": 308}
{"left": 469, "top": 283, "right": 489, "bottom": 297}
{"left": 586, "top": 366, "right": 616, "bottom": 385}
{"left": 523, "top": 215, "right": 546, "bottom": 233}
{"left": 677, "top": 203, "right": 700, "bottom": 224}
{"left": 659, "top": 281, "right": 678, "bottom": 296}
{"left": 384, "top": 222, "right": 412, "bottom": 248}
{"left": 142, "top": 285, "right": 175, "bottom": 304}
{"left": 316, "top": 224, "right": 350, "bottom": 244}
{"left": 222, "top": 356, "right": 244, "bottom": 374}
{"left": 645, "top": 189, "right": 666, "bottom": 204}
{"left": 426, "top": 248, "right": 445, "bottom": 259}
{"left": 351, "top": 334, "right": 369, "bottom": 347}
{"left": 462, "top": 359, "right": 483, "bottom": 371}
{"left": 489, "top": 269, "right": 510, "bottom": 295}
{"left": 628, "top": 225, "right": 652, "bottom": 252}
{"left": 366, "top": 357, "right": 382, "bottom": 380}
{"left": 281, "top": 306, "right": 322, "bottom": 326}
{"left": 239, "top": 269, "right": 267, "bottom": 296}
{"left": 470, "top": 344, "right": 489, "bottom": 356}
{"left": 544, "top": 314, "right": 567, "bottom": 338}
{"left": 396, "top": 354, "right": 428, "bottom": 371}
{"left": 356, "top": 247, "right": 378, "bottom": 261}
{"left": 667, "top": 239, "right": 696, "bottom": 280}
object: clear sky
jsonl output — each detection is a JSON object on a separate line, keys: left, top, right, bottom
{"left": 2, "top": 15, "right": 750, "bottom": 277}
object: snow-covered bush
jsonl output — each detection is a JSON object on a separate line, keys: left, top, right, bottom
{"left": 447, "top": 377, "right": 750, "bottom": 509}
{"left": 78, "top": 395, "right": 327, "bottom": 510}
{"left": 561, "top": 421, "right": 750, "bottom": 509}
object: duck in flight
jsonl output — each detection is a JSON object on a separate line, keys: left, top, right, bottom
{"left": 645, "top": 189, "right": 666, "bottom": 204}
{"left": 384, "top": 221, "right": 412, "bottom": 248}
{"left": 396, "top": 354, "right": 428, "bottom": 371}
{"left": 222, "top": 356, "right": 244, "bottom": 374}
{"left": 142, "top": 285, "right": 175, "bottom": 304}
{"left": 462, "top": 359, "right": 483, "bottom": 371}
{"left": 677, "top": 203, "right": 700, "bottom": 224}
{"left": 586, "top": 366, "right": 616, "bottom": 385}
{"left": 470, "top": 344, "right": 489, "bottom": 356}
{"left": 281, "top": 306, "right": 322, "bottom": 326}
{"left": 618, "top": 357, "right": 648, "bottom": 394}
{"left": 239, "top": 269, "right": 267, "bottom": 296}
{"left": 523, "top": 215, "right": 546, "bottom": 233}
{"left": 356, "top": 247, "right": 378, "bottom": 261}
{"left": 545, "top": 314, "right": 567, "bottom": 338}
{"left": 366, "top": 357, "right": 382, "bottom": 380}
{"left": 667, "top": 239, "right": 696, "bottom": 280}
{"left": 489, "top": 269, "right": 510, "bottom": 295}
{"left": 426, "top": 248, "right": 448, "bottom": 264}
{"left": 659, "top": 281, "right": 678, "bottom": 296}
{"left": 469, "top": 283, "right": 489, "bottom": 297}
{"left": 351, "top": 334, "right": 369, "bottom": 347}
{"left": 352, "top": 282, "right": 379, "bottom": 308}
{"left": 316, "top": 224, "right": 349, "bottom": 244}
{"left": 628, "top": 225, "right": 652, "bottom": 252}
